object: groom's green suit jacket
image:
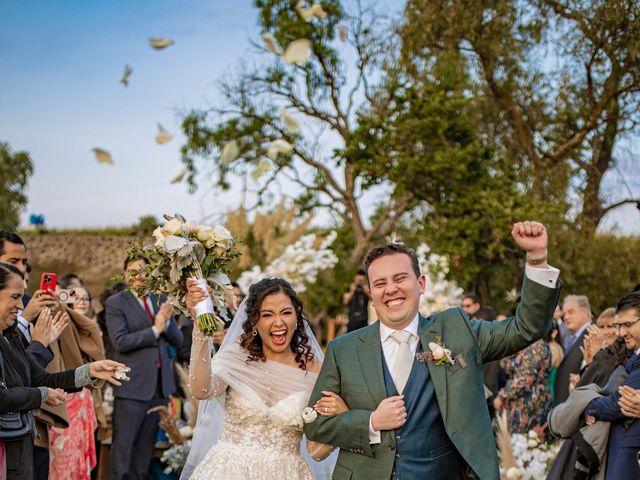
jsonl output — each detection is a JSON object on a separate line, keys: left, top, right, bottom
{"left": 305, "top": 276, "right": 561, "bottom": 480}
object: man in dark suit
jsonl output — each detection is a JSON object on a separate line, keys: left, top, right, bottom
{"left": 584, "top": 291, "right": 640, "bottom": 480}
{"left": 106, "top": 256, "right": 183, "bottom": 480}
{"left": 554, "top": 295, "right": 593, "bottom": 404}
{"left": 306, "top": 221, "right": 561, "bottom": 480}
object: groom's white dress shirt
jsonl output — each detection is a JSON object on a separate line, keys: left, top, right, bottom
{"left": 368, "top": 264, "right": 560, "bottom": 443}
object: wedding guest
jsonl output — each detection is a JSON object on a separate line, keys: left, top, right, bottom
{"left": 0, "top": 262, "right": 128, "bottom": 480}
{"left": 106, "top": 256, "right": 183, "bottom": 480}
{"left": 554, "top": 295, "right": 593, "bottom": 403}
{"left": 461, "top": 292, "right": 481, "bottom": 316}
{"left": 71, "top": 286, "right": 96, "bottom": 321}
{"left": 47, "top": 300, "right": 105, "bottom": 480}
{"left": 584, "top": 291, "right": 640, "bottom": 480}
{"left": 546, "top": 322, "right": 564, "bottom": 405}
{"left": 59, "top": 273, "right": 83, "bottom": 289}
{"left": 494, "top": 338, "right": 552, "bottom": 433}
{"left": 343, "top": 270, "right": 370, "bottom": 332}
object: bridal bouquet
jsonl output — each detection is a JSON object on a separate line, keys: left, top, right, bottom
{"left": 126, "top": 214, "right": 239, "bottom": 336}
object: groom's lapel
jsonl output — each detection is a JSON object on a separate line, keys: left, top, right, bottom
{"left": 419, "top": 315, "right": 448, "bottom": 422}
{"left": 356, "top": 322, "right": 387, "bottom": 407}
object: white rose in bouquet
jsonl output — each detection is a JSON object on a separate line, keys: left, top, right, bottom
{"left": 212, "top": 225, "right": 233, "bottom": 245}
{"left": 152, "top": 227, "right": 166, "bottom": 247}
{"left": 163, "top": 218, "right": 184, "bottom": 236}
{"left": 196, "top": 226, "right": 213, "bottom": 243}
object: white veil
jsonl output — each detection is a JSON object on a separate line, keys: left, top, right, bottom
{"left": 181, "top": 298, "right": 338, "bottom": 479}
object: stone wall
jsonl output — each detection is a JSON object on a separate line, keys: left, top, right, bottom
{"left": 21, "top": 233, "right": 141, "bottom": 297}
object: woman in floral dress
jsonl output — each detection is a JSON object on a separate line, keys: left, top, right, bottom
{"left": 494, "top": 339, "right": 552, "bottom": 433}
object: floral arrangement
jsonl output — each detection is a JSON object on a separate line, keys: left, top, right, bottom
{"left": 415, "top": 244, "right": 463, "bottom": 315}
{"left": 495, "top": 411, "right": 560, "bottom": 479}
{"left": 237, "top": 231, "right": 338, "bottom": 293}
{"left": 161, "top": 439, "right": 192, "bottom": 475}
{"left": 416, "top": 339, "right": 456, "bottom": 366}
{"left": 127, "top": 214, "right": 239, "bottom": 336}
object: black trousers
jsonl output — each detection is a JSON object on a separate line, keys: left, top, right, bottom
{"left": 108, "top": 373, "right": 167, "bottom": 480}
{"left": 33, "top": 445, "right": 49, "bottom": 480}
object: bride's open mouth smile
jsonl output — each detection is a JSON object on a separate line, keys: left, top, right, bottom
{"left": 270, "top": 329, "right": 288, "bottom": 346}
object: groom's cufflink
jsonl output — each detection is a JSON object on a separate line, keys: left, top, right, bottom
{"left": 455, "top": 354, "right": 467, "bottom": 368}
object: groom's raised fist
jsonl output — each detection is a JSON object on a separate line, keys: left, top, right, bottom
{"left": 511, "top": 221, "right": 548, "bottom": 259}
{"left": 371, "top": 395, "right": 407, "bottom": 432}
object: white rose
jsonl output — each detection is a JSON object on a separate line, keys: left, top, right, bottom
{"left": 152, "top": 227, "right": 165, "bottom": 247}
{"left": 184, "top": 220, "right": 200, "bottom": 235}
{"left": 505, "top": 467, "right": 523, "bottom": 479}
{"left": 301, "top": 407, "right": 318, "bottom": 424}
{"left": 428, "top": 342, "right": 445, "bottom": 360}
{"left": 212, "top": 224, "right": 232, "bottom": 240}
{"left": 164, "top": 218, "right": 184, "bottom": 236}
{"left": 527, "top": 438, "right": 538, "bottom": 448}
{"left": 196, "top": 226, "right": 213, "bottom": 243}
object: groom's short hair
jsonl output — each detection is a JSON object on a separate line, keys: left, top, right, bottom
{"left": 364, "top": 243, "right": 421, "bottom": 280}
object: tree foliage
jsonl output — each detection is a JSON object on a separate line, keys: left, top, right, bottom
{"left": 0, "top": 142, "right": 33, "bottom": 231}
{"left": 400, "top": 0, "right": 640, "bottom": 235}
{"left": 179, "top": 0, "right": 417, "bottom": 266}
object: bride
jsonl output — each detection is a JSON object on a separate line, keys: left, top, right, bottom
{"left": 181, "top": 277, "right": 346, "bottom": 479}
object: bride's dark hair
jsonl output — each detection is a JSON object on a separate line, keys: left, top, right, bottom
{"left": 239, "top": 277, "right": 314, "bottom": 370}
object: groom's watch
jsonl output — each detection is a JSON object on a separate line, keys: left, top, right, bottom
{"left": 526, "top": 250, "right": 548, "bottom": 266}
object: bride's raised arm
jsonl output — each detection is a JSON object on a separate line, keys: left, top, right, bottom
{"left": 186, "top": 279, "right": 227, "bottom": 399}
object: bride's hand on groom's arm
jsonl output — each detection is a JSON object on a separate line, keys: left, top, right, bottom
{"left": 371, "top": 395, "right": 406, "bottom": 431}
{"left": 315, "top": 391, "right": 350, "bottom": 416}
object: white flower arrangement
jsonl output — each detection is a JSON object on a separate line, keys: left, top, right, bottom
{"left": 502, "top": 431, "right": 561, "bottom": 479}
{"left": 416, "top": 244, "right": 463, "bottom": 315}
{"left": 160, "top": 440, "right": 192, "bottom": 475}
{"left": 237, "top": 231, "right": 338, "bottom": 293}
{"left": 127, "top": 214, "right": 239, "bottom": 336}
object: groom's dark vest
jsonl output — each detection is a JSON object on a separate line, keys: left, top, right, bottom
{"left": 382, "top": 343, "right": 466, "bottom": 479}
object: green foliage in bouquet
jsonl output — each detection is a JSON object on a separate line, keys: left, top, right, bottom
{"left": 126, "top": 214, "right": 240, "bottom": 336}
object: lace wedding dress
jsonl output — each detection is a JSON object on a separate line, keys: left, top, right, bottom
{"left": 185, "top": 323, "right": 322, "bottom": 480}
{"left": 190, "top": 386, "right": 315, "bottom": 479}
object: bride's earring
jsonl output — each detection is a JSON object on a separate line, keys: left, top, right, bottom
{"left": 252, "top": 329, "right": 258, "bottom": 337}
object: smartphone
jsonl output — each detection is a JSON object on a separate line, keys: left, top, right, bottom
{"left": 40, "top": 272, "right": 57, "bottom": 293}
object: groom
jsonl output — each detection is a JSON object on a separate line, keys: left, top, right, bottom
{"left": 305, "top": 221, "right": 561, "bottom": 479}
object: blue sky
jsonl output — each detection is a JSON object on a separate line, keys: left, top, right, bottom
{"left": 1, "top": 0, "right": 638, "bottom": 234}
{"left": 1, "top": 0, "right": 257, "bottom": 228}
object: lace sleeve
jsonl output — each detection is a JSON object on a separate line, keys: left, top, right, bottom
{"left": 189, "top": 323, "right": 227, "bottom": 399}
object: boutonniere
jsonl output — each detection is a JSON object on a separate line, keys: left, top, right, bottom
{"left": 416, "top": 336, "right": 456, "bottom": 366}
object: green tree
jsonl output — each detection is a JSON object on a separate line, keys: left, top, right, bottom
{"left": 0, "top": 142, "right": 33, "bottom": 230}
{"left": 401, "top": 0, "right": 640, "bottom": 236}
{"left": 179, "top": 0, "right": 417, "bottom": 266}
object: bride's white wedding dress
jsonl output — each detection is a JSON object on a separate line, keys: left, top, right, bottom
{"left": 190, "top": 386, "right": 314, "bottom": 479}
{"left": 184, "top": 324, "right": 324, "bottom": 480}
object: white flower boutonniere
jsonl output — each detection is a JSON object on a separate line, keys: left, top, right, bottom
{"left": 302, "top": 407, "right": 318, "bottom": 424}
{"left": 416, "top": 337, "right": 456, "bottom": 367}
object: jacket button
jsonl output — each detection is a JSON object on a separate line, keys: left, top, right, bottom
{"left": 395, "top": 435, "right": 401, "bottom": 441}
{"left": 388, "top": 444, "right": 395, "bottom": 450}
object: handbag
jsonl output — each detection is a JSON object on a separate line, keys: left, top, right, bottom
{"left": 0, "top": 350, "right": 33, "bottom": 441}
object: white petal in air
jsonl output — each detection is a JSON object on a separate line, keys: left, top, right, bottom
{"left": 309, "top": 4, "right": 328, "bottom": 20}
{"left": 149, "top": 37, "right": 174, "bottom": 50}
{"left": 337, "top": 25, "right": 348, "bottom": 42}
{"left": 92, "top": 148, "right": 113, "bottom": 165}
{"left": 296, "top": 2, "right": 327, "bottom": 22}
{"left": 170, "top": 170, "right": 186, "bottom": 184}
{"left": 251, "top": 158, "right": 273, "bottom": 181}
{"left": 155, "top": 123, "right": 174, "bottom": 145}
{"left": 220, "top": 140, "right": 240, "bottom": 165}
{"left": 296, "top": 1, "right": 314, "bottom": 22}
{"left": 262, "top": 32, "right": 283, "bottom": 55}
{"left": 120, "top": 64, "right": 133, "bottom": 87}
{"left": 283, "top": 39, "right": 313, "bottom": 65}
{"left": 266, "top": 139, "right": 293, "bottom": 160}
{"left": 279, "top": 109, "right": 300, "bottom": 133}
